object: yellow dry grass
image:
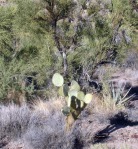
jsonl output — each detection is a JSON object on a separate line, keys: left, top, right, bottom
{"left": 87, "top": 93, "right": 125, "bottom": 118}
{"left": 32, "top": 97, "right": 65, "bottom": 112}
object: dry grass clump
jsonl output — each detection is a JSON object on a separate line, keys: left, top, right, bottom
{"left": 0, "top": 103, "right": 31, "bottom": 140}
{"left": 0, "top": 99, "right": 75, "bottom": 149}
{"left": 25, "top": 99, "right": 73, "bottom": 149}
{"left": 85, "top": 93, "right": 124, "bottom": 121}
{"left": 32, "top": 97, "right": 65, "bottom": 113}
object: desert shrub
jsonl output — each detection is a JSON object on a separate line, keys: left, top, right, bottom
{"left": 0, "top": 104, "right": 31, "bottom": 139}
{"left": 24, "top": 111, "right": 74, "bottom": 149}
{"left": 0, "top": 101, "right": 75, "bottom": 149}
{"left": 0, "top": 0, "right": 59, "bottom": 100}
{"left": 0, "top": 57, "right": 25, "bottom": 99}
{"left": 0, "top": 4, "right": 16, "bottom": 60}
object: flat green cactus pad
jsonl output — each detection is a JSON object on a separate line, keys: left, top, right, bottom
{"left": 52, "top": 73, "right": 64, "bottom": 87}
{"left": 70, "top": 80, "right": 80, "bottom": 91}
{"left": 63, "top": 84, "right": 69, "bottom": 96}
{"left": 58, "top": 84, "right": 69, "bottom": 97}
{"left": 77, "top": 91, "right": 85, "bottom": 101}
{"left": 68, "top": 90, "right": 78, "bottom": 107}
{"left": 67, "top": 96, "right": 72, "bottom": 107}
{"left": 80, "top": 101, "right": 85, "bottom": 108}
{"left": 68, "top": 90, "right": 78, "bottom": 98}
{"left": 84, "top": 94, "right": 92, "bottom": 104}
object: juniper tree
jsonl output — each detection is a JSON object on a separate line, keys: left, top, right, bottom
{"left": 34, "top": 0, "right": 137, "bottom": 79}
{"left": 35, "top": 0, "right": 82, "bottom": 76}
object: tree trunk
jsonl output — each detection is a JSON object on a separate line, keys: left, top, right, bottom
{"left": 62, "top": 51, "right": 68, "bottom": 76}
{"left": 53, "top": 20, "right": 68, "bottom": 76}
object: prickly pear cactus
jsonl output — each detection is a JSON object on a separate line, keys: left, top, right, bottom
{"left": 52, "top": 73, "right": 93, "bottom": 122}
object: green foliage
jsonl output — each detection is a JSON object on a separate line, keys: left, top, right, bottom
{"left": 0, "top": 0, "right": 137, "bottom": 102}
{"left": 0, "top": 57, "right": 24, "bottom": 99}
{"left": 0, "top": 5, "right": 16, "bottom": 58}
{"left": 0, "top": 0, "right": 59, "bottom": 100}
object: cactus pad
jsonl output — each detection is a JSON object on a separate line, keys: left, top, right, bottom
{"left": 63, "top": 84, "right": 69, "bottom": 96}
{"left": 62, "top": 106, "right": 70, "bottom": 116}
{"left": 68, "top": 90, "right": 78, "bottom": 98}
{"left": 52, "top": 73, "right": 64, "bottom": 87}
{"left": 84, "top": 94, "right": 92, "bottom": 104}
{"left": 58, "top": 84, "right": 69, "bottom": 97}
{"left": 70, "top": 80, "right": 80, "bottom": 91}
{"left": 77, "top": 91, "right": 85, "bottom": 101}
{"left": 80, "top": 101, "right": 85, "bottom": 108}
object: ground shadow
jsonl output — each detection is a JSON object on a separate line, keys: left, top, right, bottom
{"left": 128, "top": 86, "right": 138, "bottom": 100}
{"left": 93, "top": 112, "right": 138, "bottom": 143}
